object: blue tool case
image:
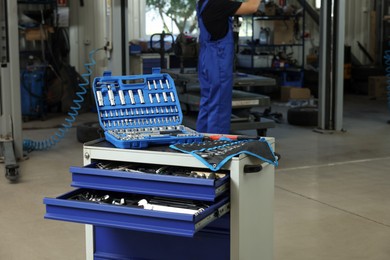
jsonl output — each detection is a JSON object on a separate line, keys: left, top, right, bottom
{"left": 92, "top": 68, "right": 203, "bottom": 148}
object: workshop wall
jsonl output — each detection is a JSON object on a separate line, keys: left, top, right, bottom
{"left": 344, "top": 0, "right": 374, "bottom": 65}
{"left": 304, "top": 0, "right": 374, "bottom": 65}
{"left": 68, "top": 0, "right": 145, "bottom": 79}
{"left": 69, "top": 0, "right": 108, "bottom": 79}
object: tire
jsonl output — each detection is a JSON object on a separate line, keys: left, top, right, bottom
{"left": 287, "top": 106, "right": 318, "bottom": 126}
{"left": 76, "top": 122, "right": 103, "bottom": 143}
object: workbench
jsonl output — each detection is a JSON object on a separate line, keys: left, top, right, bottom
{"left": 165, "top": 69, "right": 277, "bottom": 135}
{"left": 44, "top": 138, "right": 275, "bottom": 259}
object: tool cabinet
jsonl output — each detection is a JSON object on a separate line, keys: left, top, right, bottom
{"left": 42, "top": 69, "right": 275, "bottom": 259}
{"left": 46, "top": 138, "right": 275, "bottom": 259}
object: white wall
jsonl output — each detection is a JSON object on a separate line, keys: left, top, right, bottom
{"left": 345, "top": 0, "right": 374, "bottom": 64}
{"left": 304, "top": 0, "right": 374, "bottom": 65}
{"left": 69, "top": 0, "right": 146, "bottom": 78}
{"left": 69, "top": 0, "right": 109, "bottom": 79}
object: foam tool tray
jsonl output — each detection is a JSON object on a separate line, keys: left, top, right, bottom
{"left": 92, "top": 68, "right": 203, "bottom": 149}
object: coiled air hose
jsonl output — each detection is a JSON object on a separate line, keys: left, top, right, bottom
{"left": 23, "top": 47, "right": 104, "bottom": 152}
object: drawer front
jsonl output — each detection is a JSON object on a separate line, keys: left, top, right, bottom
{"left": 44, "top": 188, "right": 230, "bottom": 237}
{"left": 93, "top": 217, "right": 230, "bottom": 260}
{"left": 70, "top": 162, "right": 229, "bottom": 201}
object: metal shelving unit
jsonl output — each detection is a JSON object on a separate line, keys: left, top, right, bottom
{"left": 237, "top": 2, "right": 306, "bottom": 87}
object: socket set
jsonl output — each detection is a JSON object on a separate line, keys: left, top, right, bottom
{"left": 92, "top": 69, "right": 203, "bottom": 148}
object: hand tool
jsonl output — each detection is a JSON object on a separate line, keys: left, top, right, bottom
{"left": 165, "top": 79, "right": 171, "bottom": 89}
{"left": 203, "top": 134, "right": 260, "bottom": 141}
{"left": 170, "top": 92, "right": 175, "bottom": 102}
{"left": 138, "top": 199, "right": 204, "bottom": 215}
{"left": 96, "top": 90, "right": 104, "bottom": 106}
{"left": 155, "top": 93, "right": 161, "bottom": 103}
{"left": 107, "top": 85, "right": 116, "bottom": 106}
{"left": 159, "top": 79, "right": 164, "bottom": 89}
{"left": 137, "top": 89, "right": 145, "bottom": 104}
{"left": 153, "top": 80, "right": 158, "bottom": 90}
{"left": 163, "top": 92, "right": 168, "bottom": 102}
{"left": 118, "top": 90, "right": 126, "bottom": 105}
{"left": 128, "top": 90, "right": 135, "bottom": 104}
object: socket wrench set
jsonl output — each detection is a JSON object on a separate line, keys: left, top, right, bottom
{"left": 92, "top": 69, "right": 203, "bottom": 149}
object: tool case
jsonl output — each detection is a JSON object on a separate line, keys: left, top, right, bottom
{"left": 92, "top": 68, "right": 203, "bottom": 149}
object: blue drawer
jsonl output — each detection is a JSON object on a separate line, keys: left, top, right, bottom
{"left": 70, "top": 162, "right": 229, "bottom": 201}
{"left": 44, "top": 189, "right": 230, "bottom": 237}
{"left": 93, "top": 216, "right": 230, "bottom": 260}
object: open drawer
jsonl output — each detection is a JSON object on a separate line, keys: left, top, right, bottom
{"left": 70, "top": 161, "right": 229, "bottom": 201}
{"left": 44, "top": 188, "right": 230, "bottom": 237}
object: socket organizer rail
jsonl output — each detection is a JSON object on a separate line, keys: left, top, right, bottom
{"left": 92, "top": 68, "right": 203, "bottom": 148}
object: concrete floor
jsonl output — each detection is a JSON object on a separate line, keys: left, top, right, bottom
{"left": 0, "top": 94, "right": 389, "bottom": 260}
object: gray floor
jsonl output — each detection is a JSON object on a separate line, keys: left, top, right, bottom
{"left": 1, "top": 94, "right": 389, "bottom": 260}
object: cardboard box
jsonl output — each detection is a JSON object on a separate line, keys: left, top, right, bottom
{"left": 368, "top": 76, "right": 388, "bottom": 100}
{"left": 264, "top": 4, "right": 276, "bottom": 16}
{"left": 306, "top": 54, "right": 318, "bottom": 67}
{"left": 273, "top": 20, "right": 295, "bottom": 45}
{"left": 281, "top": 86, "right": 311, "bottom": 102}
{"left": 24, "top": 26, "right": 54, "bottom": 41}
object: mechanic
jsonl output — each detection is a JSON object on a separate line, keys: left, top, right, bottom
{"left": 196, "top": 0, "right": 261, "bottom": 134}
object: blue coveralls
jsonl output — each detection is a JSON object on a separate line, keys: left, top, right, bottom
{"left": 196, "top": 0, "right": 234, "bottom": 134}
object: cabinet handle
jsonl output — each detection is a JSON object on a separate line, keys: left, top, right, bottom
{"left": 244, "top": 164, "right": 263, "bottom": 173}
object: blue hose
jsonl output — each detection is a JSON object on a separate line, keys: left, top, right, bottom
{"left": 23, "top": 48, "right": 103, "bottom": 152}
{"left": 384, "top": 50, "right": 390, "bottom": 112}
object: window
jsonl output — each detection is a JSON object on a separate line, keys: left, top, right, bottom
{"left": 145, "top": 0, "right": 198, "bottom": 36}
{"left": 316, "top": 0, "right": 321, "bottom": 9}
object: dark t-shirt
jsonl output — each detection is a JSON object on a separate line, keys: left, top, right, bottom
{"left": 198, "top": 0, "right": 242, "bottom": 41}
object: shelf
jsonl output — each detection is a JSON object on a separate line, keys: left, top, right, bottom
{"left": 238, "top": 2, "right": 305, "bottom": 87}
{"left": 239, "top": 43, "right": 304, "bottom": 48}
{"left": 237, "top": 66, "right": 303, "bottom": 72}
{"left": 18, "top": 0, "right": 56, "bottom": 4}
{"left": 253, "top": 15, "right": 299, "bottom": 21}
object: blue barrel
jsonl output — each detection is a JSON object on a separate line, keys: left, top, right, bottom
{"left": 20, "top": 69, "right": 45, "bottom": 118}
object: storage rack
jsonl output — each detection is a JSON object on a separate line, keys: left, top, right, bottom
{"left": 237, "top": 1, "right": 306, "bottom": 87}
{"left": 17, "top": 0, "right": 58, "bottom": 120}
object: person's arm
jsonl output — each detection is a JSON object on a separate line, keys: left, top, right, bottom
{"left": 234, "top": 0, "right": 261, "bottom": 15}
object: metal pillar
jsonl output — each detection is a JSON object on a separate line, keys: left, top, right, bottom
{"left": 109, "top": 0, "right": 129, "bottom": 76}
{"left": 0, "top": 0, "right": 22, "bottom": 181}
{"left": 317, "top": 0, "right": 345, "bottom": 132}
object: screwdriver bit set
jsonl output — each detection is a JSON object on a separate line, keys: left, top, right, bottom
{"left": 92, "top": 69, "right": 203, "bottom": 148}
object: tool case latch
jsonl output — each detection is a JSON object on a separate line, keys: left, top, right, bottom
{"left": 103, "top": 70, "right": 112, "bottom": 77}
{"left": 152, "top": 67, "right": 161, "bottom": 74}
